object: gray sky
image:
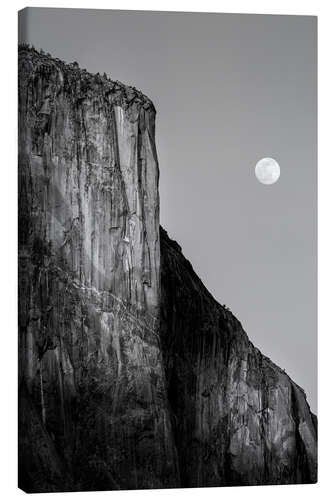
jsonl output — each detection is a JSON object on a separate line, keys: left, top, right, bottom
{"left": 19, "top": 8, "right": 317, "bottom": 412}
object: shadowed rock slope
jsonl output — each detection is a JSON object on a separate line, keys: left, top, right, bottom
{"left": 18, "top": 47, "right": 316, "bottom": 492}
{"left": 160, "top": 227, "right": 317, "bottom": 487}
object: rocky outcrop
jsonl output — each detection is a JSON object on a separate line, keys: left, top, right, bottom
{"left": 18, "top": 47, "right": 316, "bottom": 492}
{"left": 18, "top": 46, "right": 178, "bottom": 492}
{"left": 160, "top": 227, "right": 317, "bottom": 486}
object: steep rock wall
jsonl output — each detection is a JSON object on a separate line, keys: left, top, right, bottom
{"left": 18, "top": 47, "right": 178, "bottom": 492}
{"left": 160, "top": 227, "right": 317, "bottom": 486}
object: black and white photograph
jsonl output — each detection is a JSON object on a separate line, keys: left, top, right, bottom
{"left": 17, "top": 6, "right": 317, "bottom": 493}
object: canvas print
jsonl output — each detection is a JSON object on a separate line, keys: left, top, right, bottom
{"left": 18, "top": 8, "right": 317, "bottom": 492}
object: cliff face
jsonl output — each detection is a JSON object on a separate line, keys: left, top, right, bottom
{"left": 160, "top": 228, "right": 317, "bottom": 486}
{"left": 18, "top": 47, "right": 316, "bottom": 492}
{"left": 18, "top": 46, "right": 178, "bottom": 492}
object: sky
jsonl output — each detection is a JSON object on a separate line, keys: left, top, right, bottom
{"left": 19, "top": 8, "right": 317, "bottom": 412}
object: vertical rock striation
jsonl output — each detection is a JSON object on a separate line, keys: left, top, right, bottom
{"left": 18, "top": 46, "right": 178, "bottom": 492}
{"left": 160, "top": 227, "right": 317, "bottom": 486}
{"left": 18, "top": 47, "right": 317, "bottom": 492}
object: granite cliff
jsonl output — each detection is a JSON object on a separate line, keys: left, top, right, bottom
{"left": 18, "top": 46, "right": 177, "bottom": 492}
{"left": 160, "top": 228, "right": 317, "bottom": 486}
{"left": 18, "top": 47, "right": 317, "bottom": 492}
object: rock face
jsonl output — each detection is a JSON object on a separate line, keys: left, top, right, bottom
{"left": 18, "top": 47, "right": 317, "bottom": 492}
{"left": 160, "top": 228, "right": 317, "bottom": 486}
{"left": 18, "top": 46, "right": 178, "bottom": 492}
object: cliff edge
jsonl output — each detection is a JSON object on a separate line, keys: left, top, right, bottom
{"left": 18, "top": 45, "right": 177, "bottom": 492}
{"left": 160, "top": 227, "right": 317, "bottom": 486}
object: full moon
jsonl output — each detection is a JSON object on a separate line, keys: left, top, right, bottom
{"left": 255, "top": 158, "right": 280, "bottom": 185}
